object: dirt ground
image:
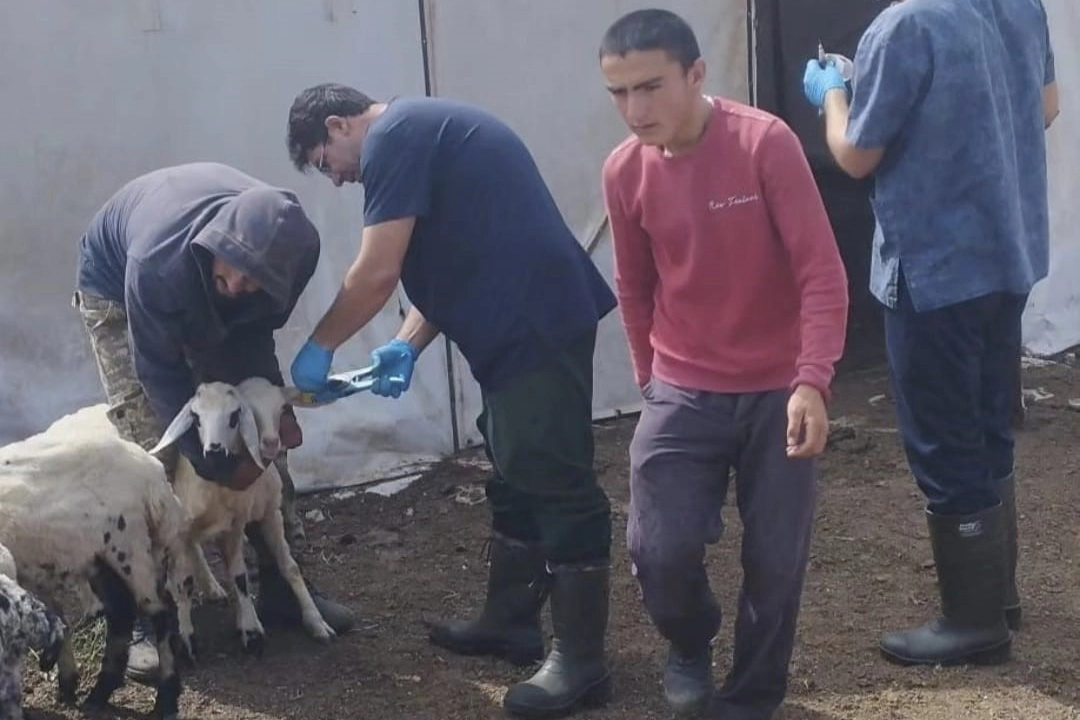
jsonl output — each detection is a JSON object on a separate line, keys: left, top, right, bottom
{"left": 21, "top": 359, "right": 1080, "bottom": 720}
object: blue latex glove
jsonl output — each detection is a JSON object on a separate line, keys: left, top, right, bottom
{"left": 370, "top": 339, "right": 419, "bottom": 399}
{"left": 290, "top": 338, "right": 336, "bottom": 402}
{"left": 803, "top": 58, "right": 848, "bottom": 109}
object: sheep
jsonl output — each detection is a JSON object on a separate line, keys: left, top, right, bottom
{"left": 150, "top": 377, "right": 335, "bottom": 655}
{"left": 0, "top": 542, "right": 67, "bottom": 720}
{"left": 0, "top": 410, "right": 197, "bottom": 720}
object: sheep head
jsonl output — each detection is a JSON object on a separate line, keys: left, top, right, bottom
{"left": 150, "top": 382, "right": 265, "bottom": 470}
{"left": 235, "top": 378, "right": 305, "bottom": 463}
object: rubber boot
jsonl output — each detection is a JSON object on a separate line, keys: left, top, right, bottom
{"left": 663, "top": 643, "right": 713, "bottom": 717}
{"left": 503, "top": 563, "right": 612, "bottom": 718}
{"left": 125, "top": 615, "right": 160, "bottom": 685}
{"left": 245, "top": 522, "right": 356, "bottom": 634}
{"left": 879, "top": 503, "right": 1012, "bottom": 666}
{"left": 428, "top": 532, "right": 546, "bottom": 666}
{"left": 999, "top": 474, "right": 1022, "bottom": 631}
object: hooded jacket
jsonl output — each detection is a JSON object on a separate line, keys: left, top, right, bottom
{"left": 76, "top": 162, "right": 320, "bottom": 482}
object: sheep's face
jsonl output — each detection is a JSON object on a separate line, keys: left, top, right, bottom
{"left": 150, "top": 382, "right": 265, "bottom": 471}
{"left": 236, "top": 377, "right": 290, "bottom": 461}
{"left": 189, "top": 384, "right": 247, "bottom": 457}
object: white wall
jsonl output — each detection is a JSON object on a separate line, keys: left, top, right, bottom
{"left": 0, "top": 0, "right": 454, "bottom": 490}
{"left": 1022, "top": 1, "right": 1080, "bottom": 357}
{"left": 1, "top": 0, "right": 1074, "bottom": 493}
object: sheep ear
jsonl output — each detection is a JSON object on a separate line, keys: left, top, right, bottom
{"left": 151, "top": 399, "right": 195, "bottom": 454}
{"left": 237, "top": 400, "right": 266, "bottom": 471}
{"left": 281, "top": 386, "right": 306, "bottom": 406}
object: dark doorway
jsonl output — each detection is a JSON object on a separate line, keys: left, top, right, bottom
{"left": 750, "top": 0, "right": 891, "bottom": 373}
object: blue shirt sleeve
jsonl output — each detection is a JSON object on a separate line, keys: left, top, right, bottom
{"left": 1044, "top": 23, "right": 1055, "bottom": 85}
{"left": 361, "top": 115, "right": 434, "bottom": 226}
{"left": 846, "top": 12, "right": 933, "bottom": 150}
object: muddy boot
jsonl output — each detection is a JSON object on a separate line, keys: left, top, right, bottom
{"left": 663, "top": 643, "right": 713, "bottom": 717}
{"left": 879, "top": 503, "right": 1012, "bottom": 666}
{"left": 503, "top": 563, "right": 612, "bottom": 718}
{"left": 125, "top": 615, "right": 159, "bottom": 685}
{"left": 428, "top": 532, "right": 547, "bottom": 666}
{"left": 245, "top": 522, "right": 356, "bottom": 634}
{"left": 999, "top": 474, "right": 1022, "bottom": 631}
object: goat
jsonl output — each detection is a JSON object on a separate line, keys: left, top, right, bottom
{"left": 151, "top": 377, "right": 334, "bottom": 655}
{"left": 0, "top": 542, "right": 67, "bottom": 720}
{"left": 0, "top": 410, "right": 196, "bottom": 720}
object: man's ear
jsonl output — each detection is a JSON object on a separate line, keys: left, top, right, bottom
{"left": 324, "top": 114, "right": 349, "bottom": 137}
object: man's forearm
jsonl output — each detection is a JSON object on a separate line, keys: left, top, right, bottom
{"left": 396, "top": 306, "right": 441, "bottom": 352}
{"left": 822, "top": 91, "right": 884, "bottom": 179}
{"left": 824, "top": 92, "right": 855, "bottom": 171}
{"left": 311, "top": 261, "right": 398, "bottom": 351}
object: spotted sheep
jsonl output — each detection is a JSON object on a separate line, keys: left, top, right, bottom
{"left": 150, "top": 376, "right": 335, "bottom": 653}
{"left": 0, "top": 542, "right": 67, "bottom": 720}
{"left": 0, "top": 409, "right": 197, "bottom": 720}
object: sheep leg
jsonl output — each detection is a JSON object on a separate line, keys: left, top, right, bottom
{"left": 148, "top": 607, "right": 181, "bottom": 720}
{"left": 219, "top": 528, "right": 264, "bottom": 656}
{"left": 84, "top": 565, "right": 137, "bottom": 710}
{"left": 190, "top": 542, "right": 227, "bottom": 602}
{"left": 1, "top": 658, "right": 25, "bottom": 720}
{"left": 55, "top": 633, "right": 79, "bottom": 706}
{"left": 256, "top": 510, "right": 334, "bottom": 641}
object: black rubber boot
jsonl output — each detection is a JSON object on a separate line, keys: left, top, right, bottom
{"left": 503, "top": 563, "right": 612, "bottom": 718}
{"left": 245, "top": 522, "right": 356, "bottom": 634}
{"left": 663, "top": 643, "right": 713, "bottom": 717}
{"left": 125, "top": 615, "right": 159, "bottom": 685}
{"left": 879, "top": 503, "right": 1012, "bottom": 666}
{"left": 255, "top": 561, "right": 356, "bottom": 634}
{"left": 999, "top": 473, "right": 1022, "bottom": 631}
{"left": 428, "top": 532, "right": 547, "bottom": 666}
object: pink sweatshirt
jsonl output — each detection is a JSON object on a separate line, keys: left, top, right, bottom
{"left": 602, "top": 97, "right": 849, "bottom": 401}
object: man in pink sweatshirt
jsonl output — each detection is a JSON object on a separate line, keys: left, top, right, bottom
{"left": 599, "top": 9, "right": 850, "bottom": 719}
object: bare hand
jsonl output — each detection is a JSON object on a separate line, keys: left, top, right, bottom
{"left": 786, "top": 385, "right": 829, "bottom": 458}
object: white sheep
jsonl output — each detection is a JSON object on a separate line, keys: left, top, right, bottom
{"left": 150, "top": 377, "right": 335, "bottom": 654}
{"left": 0, "top": 410, "right": 197, "bottom": 720}
{"left": 0, "top": 542, "right": 67, "bottom": 720}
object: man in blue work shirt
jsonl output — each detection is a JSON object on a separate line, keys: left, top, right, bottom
{"left": 74, "top": 162, "right": 355, "bottom": 683}
{"left": 285, "top": 84, "right": 618, "bottom": 718}
{"left": 802, "top": 0, "right": 1059, "bottom": 667}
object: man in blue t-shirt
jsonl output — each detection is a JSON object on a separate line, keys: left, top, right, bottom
{"left": 285, "top": 84, "right": 617, "bottom": 717}
{"left": 802, "top": 0, "right": 1059, "bottom": 668}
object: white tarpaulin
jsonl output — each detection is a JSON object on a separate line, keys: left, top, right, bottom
{"left": 0, "top": 0, "right": 1076, "bottom": 491}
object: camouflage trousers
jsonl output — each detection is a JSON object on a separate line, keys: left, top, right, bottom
{"left": 72, "top": 290, "right": 305, "bottom": 545}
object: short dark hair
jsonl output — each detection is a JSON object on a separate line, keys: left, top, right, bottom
{"left": 599, "top": 8, "right": 701, "bottom": 70}
{"left": 286, "top": 83, "right": 377, "bottom": 171}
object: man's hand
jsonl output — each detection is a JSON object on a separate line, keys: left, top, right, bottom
{"left": 786, "top": 384, "right": 829, "bottom": 458}
{"left": 803, "top": 59, "right": 847, "bottom": 109}
{"left": 290, "top": 339, "right": 334, "bottom": 393}
{"left": 370, "top": 339, "right": 419, "bottom": 398}
{"left": 280, "top": 407, "right": 303, "bottom": 449}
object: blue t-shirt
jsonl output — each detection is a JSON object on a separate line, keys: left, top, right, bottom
{"left": 361, "top": 96, "right": 617, "bottom": 391}
{"left": 846, "top": 0, "right": 1055, "bottom": 311}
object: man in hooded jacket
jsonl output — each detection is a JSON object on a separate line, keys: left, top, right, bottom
{"left": 72, "top": 161, "right": 354, "bottom": 683}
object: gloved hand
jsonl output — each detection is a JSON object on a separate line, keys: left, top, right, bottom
{"left": 370, "top": 339, "right": 419, "bottom": 398}
{"left": 290, "top": 338, "right": 335, "bottom": 401}
{"left": 803, "top": 58, "right": 848, "bottom": 109}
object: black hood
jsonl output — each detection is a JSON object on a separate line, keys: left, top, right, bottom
{"left": 191, "top": 186, "right": 320, "bottom": 308}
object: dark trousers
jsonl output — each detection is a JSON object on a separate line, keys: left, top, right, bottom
{"left": 477, "top": 330, "right": 612, "bottom": 566}
{"left": 884, "top": 275, "right": 1027, "bottom": 515}
{"left": 627, "top": 379, "right": 817, "bottom": 718}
